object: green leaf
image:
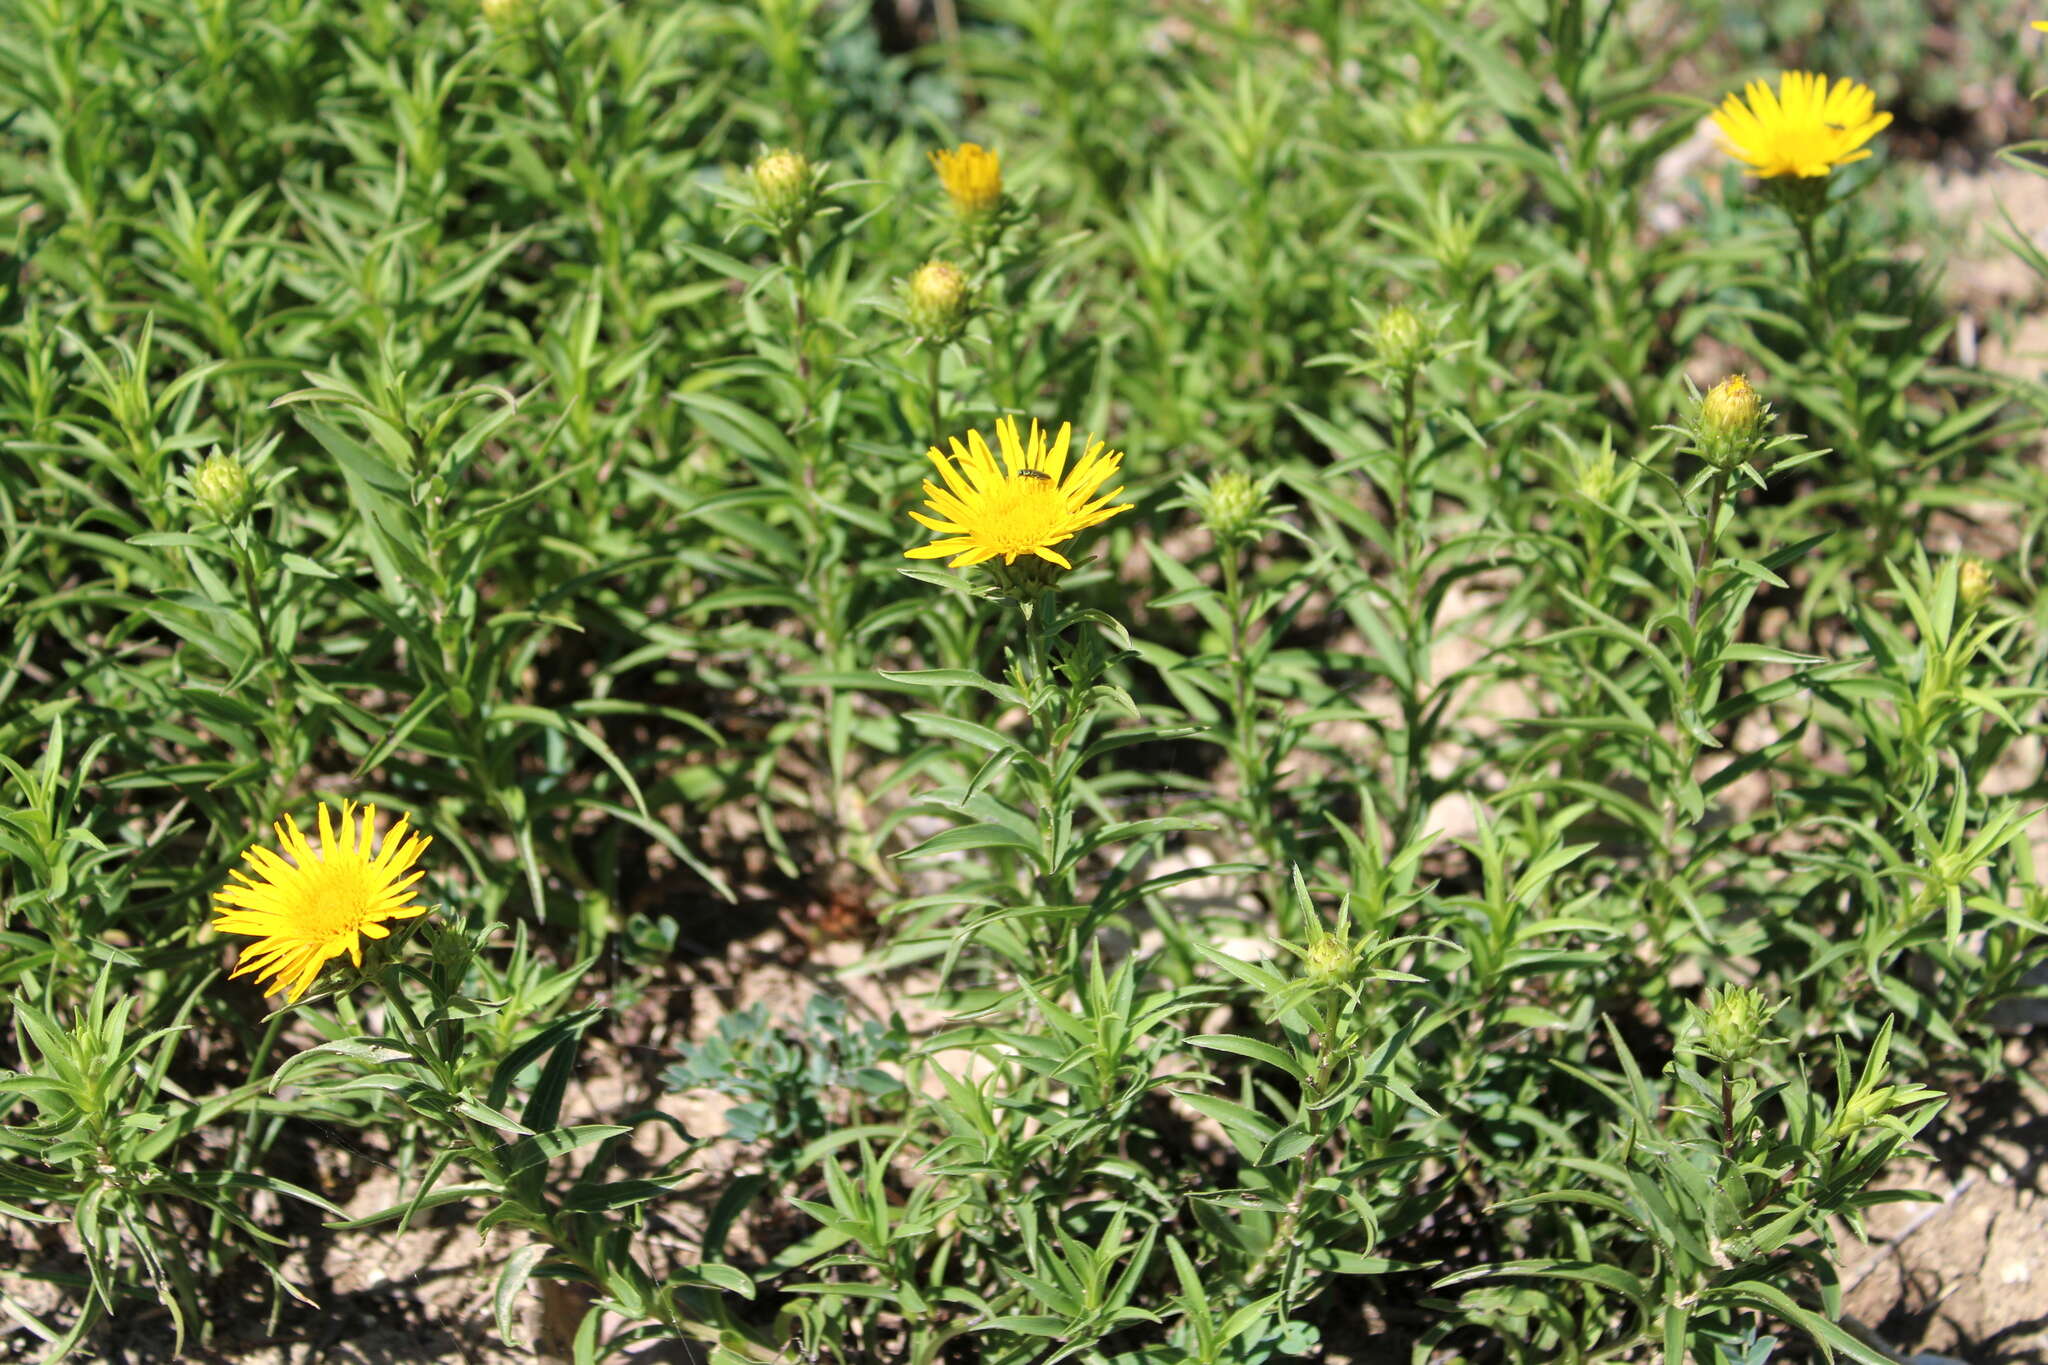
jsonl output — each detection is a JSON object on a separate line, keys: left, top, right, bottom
{"left": 494, "top": 1243, "right": 551, "bottom": 1349}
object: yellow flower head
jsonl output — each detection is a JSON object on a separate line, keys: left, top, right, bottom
{"left": 1710, "top": 72, "right": 1890, "bottom": 179}
{"left": 1700, "top": 373, "right": 1761, "bottom": 441}
{"left": 212, "top": 801, "right": 432, "bottom": 1002}
{"left": 930, "top": 143, "right": 1002, "bottom": 217}
{"left": 905, "top": 417, "right": 1131, "bottom": 570}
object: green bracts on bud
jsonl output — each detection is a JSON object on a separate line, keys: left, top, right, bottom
{"left": 1371, "top": 306, "right": 1431, "bottom": 374}
{"left": 190, "top": 451, "right": 254, "bottom": 527}
{"left": 1201, "top": 470, "right": 1266, "bottom": 546}
{"left": 1690, "top": 984, "right": 1778, "bottom": 1066}
{"left": 749, "top": 147, "right": 816, "bottom": 229}
{"left": 1958, "top": 556, "right": 1993, "bottom": 612}
{"left": 1302, "top": 933, "right": 1357, "bottom": 984}
{"left": 905, "top": 260, "right": 970, "bottom": 344}
{"left": 1693, "top": 374, "right": 1770, "bottom": 470}
{"left": 1824, "top": 1080, "right": 1943, "bottom": 1146}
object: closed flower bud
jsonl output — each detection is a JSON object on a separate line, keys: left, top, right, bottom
{"left": 1373, "top": 306, "right": 1427, "bottom": 371}
{"left": 190, "top": 451, "right": 253, "bottom": 526}
{"left": 905, "top": 260, "right": 970, "bottom": 342}
{"left": 1825, "top": 1080, "right": 1942, "bottom": 1145}
{"left": 1573, "top": 445, "right": 1620, "bottom": 506}
{"left": 931, "top": 143, "right": 1003, "bottom": 219}
{"left": 427, "top": 920, "right": 472, "bottom": 977}
{"left": 1692, "top": 984, "right": 1777, "bottom": 1065}
{"left": 1958, "top": 556, "right": 1993, "bottom": 612}
{"left": 1693, "top": 373, "right": 1772, "bottom": 470}
{"left": 1303, "top": 934, "right": 1357, "bottom": 983}
{"left": 1701, "top": 374, "right": 1761, "bottom": 443}
{"left": 750, "top": 147, "right": 814, "bottom": 225}
{"left": 1201, "top": 470, "right": 1265, "bottom": 546}
{"left": 1401, "top": 98, "right": 1448, "bottom": 145}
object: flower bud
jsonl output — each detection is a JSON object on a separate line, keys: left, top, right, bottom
{"left": 1433, "top": 214, "right": 1480, "bottom": 278}
{"left": 905, "top": 260, "right": 970, "bottom": 343}
{"left": 749, "top": 147, "right": 814, "bottom": 226}
{"left": 427, "top": 920, "right": 472, "bottom": 978}
{"left": 1201, "top": 470, "right": 1265, "bottom": 546}
{"left": 1825, "top": 1080, "right": 1942, "bottom": 1145}
{"left": 1694, "top": 373, "right": 1770, "bottom": 469}
{"left": 1572, "top": 445, "right": 1620, "bottom": 506}
{"left": 1958, "top": 556, "right": 1993, "bottom": 612}
{"left": 1701, "top": 374, "right": 1761, "bottom": 443}
{"left": 1303, "top": 933, "right": 1357, "bottom": 983}
{"left": 1368, "top": 305, "right": 1441, "bottom": 379}
{"left": 930, "top": 143, "right": 1003, "bottom": 220}
{"left": 1692, "top": 984, "right": 1776, "bottom": 1066}
{"left": 1374, "top": 307, "right": 1426, "bottom": 369}
{"left": 190, "top": 451, "right": 253, "bottom": 527}
{"left": 1400, "top": 98, "right": 1448, "bottom": 146}
{"left": 480, "top": 0, "right": 527, "bottom": 25}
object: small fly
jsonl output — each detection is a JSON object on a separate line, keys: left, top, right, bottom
{"left": 1017, "top": 469, "right": 1053, "bottom": 481}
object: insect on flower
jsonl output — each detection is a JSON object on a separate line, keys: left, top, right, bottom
{"left": 904, "top": 417, "right": 1132, "bottom": 569}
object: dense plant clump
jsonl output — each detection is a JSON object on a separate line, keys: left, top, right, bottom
{"left": 2, "top": 2, "right": 2045, "bottom": 1362}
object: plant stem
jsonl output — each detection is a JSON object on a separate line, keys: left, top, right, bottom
{"left": 781, "top": 230, "right": 814, "bottom": 440}
{"left": 1393, "top": 368, "right": 1419, "bottom": 574}
{"left": 1720, "top": 1069, "right": 1738, "bottom": 1153}
{"left": 1682, "top": 469, "right": 1730, "bottom": 693}
{"left": 1247, "top": 991, "right": 1347, "bottom": 1305}
{"left": 1220, "top": 541, "right": 1283, "bottom": 911}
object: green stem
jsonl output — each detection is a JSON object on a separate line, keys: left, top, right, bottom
{"left": 232, "top": 532, "right": 280, "bottom": 683}
{"left": 1791, "top": 202, "right": 1887, "bottom": 546}
{"left": 781, "top": 230, "right": 814, "bottom": 440}
{"left": 1246, "top": 990, "right": 1347, "bottom": 1304}
{"left": 532, "top": 19, "right": 597, "bottom": 193}
{"left": 1221, "top": 544, "right": 1282, "bottom": 911}
{"left": 1683, "top": 469, "right": 1730, "bottom": 681}
{"left": 1720, "top": 1069, "right": 1738, "bottom": 1154}
{"left": 1393, "top": 369, "right": 1419, "bottom": 573}
{"left": 1219, "top": 544, "right": 1254, "bottom": 764}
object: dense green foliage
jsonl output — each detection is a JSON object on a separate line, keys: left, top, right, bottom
{"left": 2, "top": 1, "right": 2044, "bottom": 1362}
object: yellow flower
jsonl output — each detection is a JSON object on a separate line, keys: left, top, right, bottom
{"left": 930, "top": 143, "right": 1002, "bottom": 217}
{"left": 905, "top": 417, "right": 1132, "bottom": 570}
{"left": 212, "top": 801, "right": 432, "bottom": 1002}
{"left": 1710, "top": 72, "right": 1890, "bottom": 179}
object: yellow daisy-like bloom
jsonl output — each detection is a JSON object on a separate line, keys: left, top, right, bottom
{"left": 212, "top": 801, "right": 432, "bottom": 1002}
{"left": 905, "top": 417, "right": 1132, "bottom": 569}
{"left": 1709, "top": 72, "right": 1891, "bottom": 179}
{"left": 930, "top": 142, "right": 1002, "bottom": 217}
